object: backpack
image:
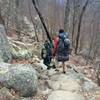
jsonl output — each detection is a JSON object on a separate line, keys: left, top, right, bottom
{"left": 41, "top": 45, "right": 47, "bottom": 59}
{"left": 57, "top": 33, "right": 70, "bottom": 52}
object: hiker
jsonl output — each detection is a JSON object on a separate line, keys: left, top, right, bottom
{"left": 56, "top": 29, "right": 70, "bottom": 73}
{"left": 41, "top": 40, "right": 52, "bottom": 69}
{"left": 53, "top": 32, "right": 59, "bottom": 57}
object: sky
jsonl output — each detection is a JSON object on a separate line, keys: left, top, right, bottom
{"left": 58, "top": 0, "right": 65, "bottom": 3}
{"left": 58, "top": 0, "right": 66, "bottom": 6}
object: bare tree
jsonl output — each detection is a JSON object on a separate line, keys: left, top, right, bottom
{"left": 75, "top": 0, "right": 89, "bottom": 54}
{"left": 31, "top": 0, "right": 53, "bottom": 47}
{"left": 64, "top": 0, "right": 70, "bottom": 32}
{"left": 71, "top": 0, "right": 81, "bottom": 47}
{"left": 28, "top": 0, "right": 39, "bottom": 42}
{"left": 0, "top": 1, "right": 12, "bottom": 62}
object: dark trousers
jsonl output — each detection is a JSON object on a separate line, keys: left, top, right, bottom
{"left": 43, "top": 56, "right": 52, "bottom": 68}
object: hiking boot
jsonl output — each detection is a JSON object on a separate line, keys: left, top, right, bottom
{"left": 47, "top": 67, "right": 51, "bottom": 70}
{"left": 52, "top": 64, "right": 56, "bottom": 69}
{"left": 55, "top": 69, "right": 59, "bottom": 72}
{"left": 47, "top": 65, "right": 51, "bottom": 70}
{"left": 63, "top": 71, "right": 66, "bottom": 74}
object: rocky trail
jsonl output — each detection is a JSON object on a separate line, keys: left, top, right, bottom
{"left": 0, "top": 57, "right": 100, "bottom": 100}
{"left": 0, "top": 0, "right": 100, "bottom": 99}
{"left": 0, "top": 41, "right": 100, "bottom": 100}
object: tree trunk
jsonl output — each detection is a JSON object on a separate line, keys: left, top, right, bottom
{"left": 64, "top": 0, "right": 70, "bottom": 32}
{"left": 28, "top": 0, "right": 39, "bottom": 42}
{"left": 15, "top": 0, "right": 21, "bottom": 41}
{"left": 72, "top": 0, "right": 77, "bottom": 47}
{"left": 72, "top": 11, "right": 75, "bottom": 47}
{"left": 0, "top": 10, "right": 8, "bottom": 35}
{"left": 75, "top": 0, "right": 89, "bottom": 54}
{"left": 31, "top": 0, "right": 53, "bottom": 47}
{"left": 0, "top": 19, "right": 12, "bottom": 62}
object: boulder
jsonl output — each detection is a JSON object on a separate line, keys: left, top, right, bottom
{"left": 0, "top": 62, "right": 38, "bottom": 97}
{"left": 47, "top": 91, "right": 85, "bottom": 100}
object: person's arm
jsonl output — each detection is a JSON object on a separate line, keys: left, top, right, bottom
{"left": 41, "top": 48, "right": 44, "bottom": 59}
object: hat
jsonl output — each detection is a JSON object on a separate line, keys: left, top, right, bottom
{"left": 55, "top": 32, "right": 59, "bottom": 36}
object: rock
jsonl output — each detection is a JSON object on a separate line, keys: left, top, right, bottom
{"left": 33, "top": 59, "right": 47, "bottom": 70}
{"left": 42, "top": 88, "right": 52, "bottom": 95}
{"left": 48, "top": 74, "right": 81, "bottom": 91}
{"left": 0, "top": 53, "right": 3, "bottom": 62}
{"left": 85, "top": 88, "right": 100, "bottom": 100}
{"left": 95, "top": 94, "right": 100, "bottom": 100}
{"left": 30, "top": 91, "right": 47, "bottom": 100}
{"left": 31, "top": 56, "right": 47, "bottom": 71}
{"left": 50, "top": 73, "right": 80, "bottom": 83}
{"left": 81, "top": 77, "right": 98, "bottom": 92}
{"left": 0, "top": 63, "right": 38, "bottom": 97}
{"left": 48, "top": 80, "right": 81, "bottom": 91}
{"left": 47, "top": 90, "right": 85, "bottom": 100}
{"left": 11, "top": 49, "right": 32, "bottom": 60}
{"left": 31, "top": 56, "right": 48, "bottom": 80}
{"left": 39, "top": 74, "right": 49, "bottom": 80}
{"left": 0, "top": 24, "right": 12, "bottom": 62}
{"left": 47, "top": 69, "right": 57, "bottom": 76}
{"left": 22, "top": 91, "right": 47, "bottom": 100}
{"left": 0, "top": 87, "right": 20, "bottom": 100}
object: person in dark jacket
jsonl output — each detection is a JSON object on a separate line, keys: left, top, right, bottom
{"left": 56, "top": 29, "right": 70, "bottom": 73}
{"left": 41, "top": 40, "right": 52, "bottom": 69}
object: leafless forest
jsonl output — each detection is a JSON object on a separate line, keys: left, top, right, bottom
{"left": 0, "top": 0, "right": 100, "bottom": 60}
{"left": 0, "top": 0, "right": 100, "bottom": 99}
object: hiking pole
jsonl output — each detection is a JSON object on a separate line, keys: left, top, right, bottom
{"left": 32, "top": 0, "right": 54, "bottom": 48}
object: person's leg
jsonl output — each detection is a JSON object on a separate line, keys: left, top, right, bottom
{"left": 52, "top": 56, "right": 57, "bottom": 68}
{"left": 48, "top": 56, "right": 52, "bottom": 69}
{"left": 55, "top": 57, "right": 61, "bottom": 71}
{"left": 62, "top": 61, "right": 66, "bottom": 73}
{"left": 50, "top": 58, "right": 56, "bottom": 69}
{"left": 43, "top": 58, "right": 47, "bottom": 66}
